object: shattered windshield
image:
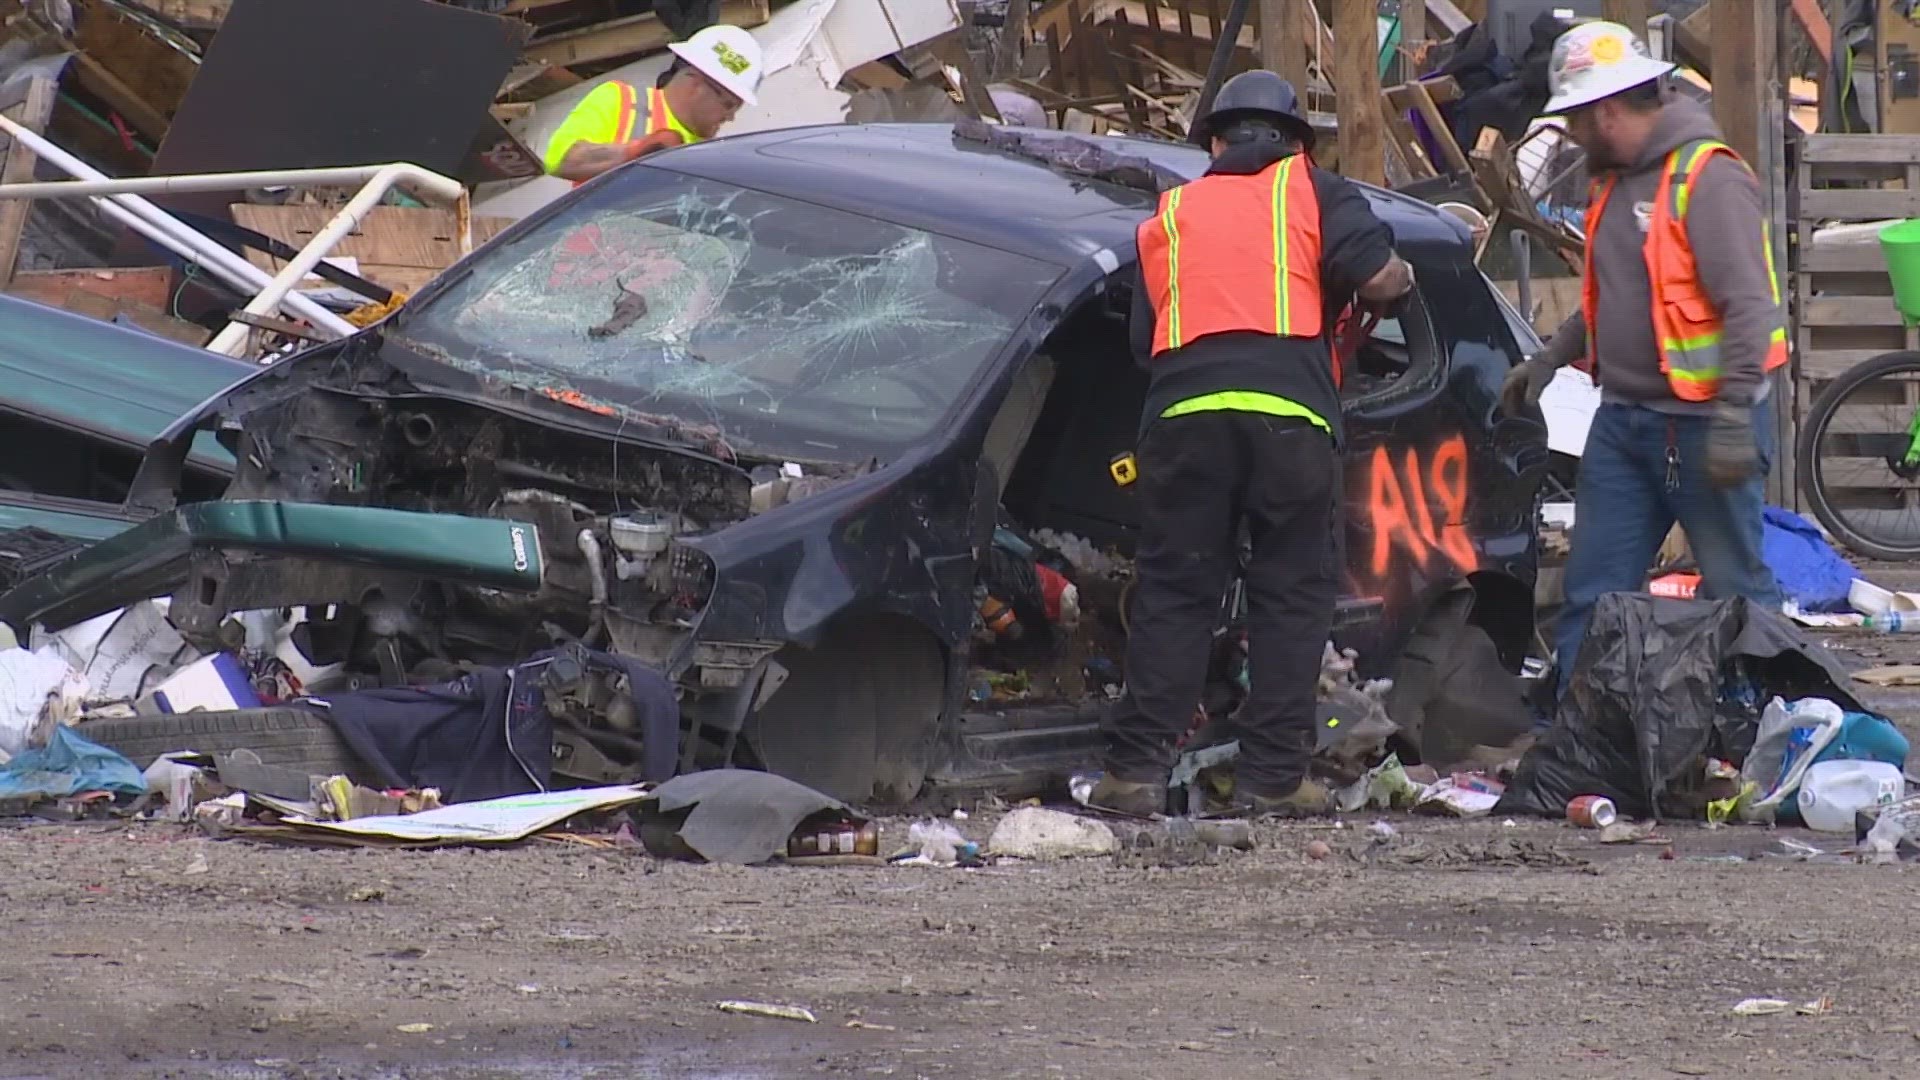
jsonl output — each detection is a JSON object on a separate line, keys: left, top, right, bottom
{"left": 389, "top": 172, "right": 1063, "bottom": 460}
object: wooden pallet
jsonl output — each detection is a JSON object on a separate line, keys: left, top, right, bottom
{"left": 1794, "top": 135, "right": 1920, "bottom": 519}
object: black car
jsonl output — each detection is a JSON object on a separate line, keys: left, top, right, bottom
{"left": 7, "top": 123, "right": 1550, "bottom": 804}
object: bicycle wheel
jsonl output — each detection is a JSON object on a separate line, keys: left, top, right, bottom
{"left": 1798, "top": 349, "right": 1920, "bottom": 560}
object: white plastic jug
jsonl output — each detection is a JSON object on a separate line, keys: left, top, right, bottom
{"left": 1797, "top": 760, "right": 1907, "bottom": 833}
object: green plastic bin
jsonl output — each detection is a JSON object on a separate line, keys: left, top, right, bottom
{"left": 1880, "top": 218, "right": 1920, "bottom": 324}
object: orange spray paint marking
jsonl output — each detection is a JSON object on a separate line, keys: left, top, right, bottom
{"left": 1363, "top": 434, "right": 1479, "bottom": 579}
{"left": 1367, "top": 445, "right": 1427, "bottom": 578}
{"left": 1431, "top": 436, "right": 1478, "bottom": 572}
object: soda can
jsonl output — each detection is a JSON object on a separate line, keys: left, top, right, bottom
{"left": 1566, "top": 795, "right": 1618, "bottom": 829}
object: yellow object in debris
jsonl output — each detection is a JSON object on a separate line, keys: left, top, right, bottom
{"left": 1109, "top": 451, "right": 1138, "bottom": 487}
{"left": 345, "top": 291, "right": 409, "bottom": 327}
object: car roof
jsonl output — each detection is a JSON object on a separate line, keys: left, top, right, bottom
{"left": 645, "top": 122, "right": 1474, "bottom": 268}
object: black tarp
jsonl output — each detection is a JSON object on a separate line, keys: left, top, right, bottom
{"left": 1498, "top": 595, "right": 1866, "bottom": 819}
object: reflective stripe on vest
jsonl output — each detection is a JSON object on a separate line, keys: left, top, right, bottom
{"left": 1583, "top": 138, "right": 1789, "bottom": 402}
{"left": 1136, "top": 155, "right": 1324, "bottom": 356}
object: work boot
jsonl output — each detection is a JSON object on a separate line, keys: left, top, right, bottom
{"left": 1084, "top": 775, "right": 1166, "bottom": 818}
{"left": 1234, "top": 778, "right": 1332, "bottom": 819}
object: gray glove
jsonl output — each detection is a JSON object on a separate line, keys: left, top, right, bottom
{"left": 1705, "top": 402, "right": 1759, "bottom": 489}
{"left": 1498, "top": 355, "right": 1556, "bottom": 416}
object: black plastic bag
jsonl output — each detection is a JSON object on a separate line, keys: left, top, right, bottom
{"left": 1498, "top": 595, "right": 1865, "bottom": 819}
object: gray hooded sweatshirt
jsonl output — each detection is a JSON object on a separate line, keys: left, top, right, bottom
{"left": 1537, "top": 97, "right": 1781, "bottom": 411}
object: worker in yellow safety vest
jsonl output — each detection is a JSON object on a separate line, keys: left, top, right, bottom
{"left": 543, "top": 24, "right": 765, "bottom": 184}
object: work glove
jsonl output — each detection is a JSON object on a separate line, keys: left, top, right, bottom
{"left": 1498, "top": 355, "right": 1555, "bottom": 416}
{"left": 1705, "top": 401, "right": 1760, "bottom": 489}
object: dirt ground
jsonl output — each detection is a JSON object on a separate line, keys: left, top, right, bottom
{"left": 1, "top": 618, "right": 1918, "bottom": 1079}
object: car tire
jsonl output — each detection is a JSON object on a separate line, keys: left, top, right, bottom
{"left": 79, "top": 707, "right": 366, "bottom": 776}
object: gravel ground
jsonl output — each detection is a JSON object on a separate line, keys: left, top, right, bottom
{"left": 0, "top": 601, "right": 1917, "bottom": 1079}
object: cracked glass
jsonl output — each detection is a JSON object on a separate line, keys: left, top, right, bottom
{"left": 389, "top": 173, "right": 1063, "bottom": 461}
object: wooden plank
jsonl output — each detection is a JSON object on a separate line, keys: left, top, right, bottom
{"left": 0, "top": 77, "right": 55, "bottom": 289}
{"left": 1423, "top": 0, "right": 1471, "bottom": 36}
{"left": 230, "top": 206, "right": 515, "bottom": 276}
{"left": 145, "top": 0, "right": 232, "bottom": 25}
{"left": 1799, "top": 188, "right": 1920, "bottom": 220}
{"left": 7, "top": 267, "right": 174, "bottom": 312}
{"left": 1400, "top": 0, "right": 1425, "bottom": 44}
{"left": 1801, "top": 245, "right": 1898, "bottom": 273}
{"left": 1259, "top": 0, "right": 1309, "bottom": 93}
{"left": 1711, "top": 0, "right": 1766, "bottom": 170}
{"left": 1790, "top": 0, "right": 1831, "bottom": 66}
{"left": 1799, "top": 350, "right": 1916, "bottom": 379}
{"left": 524, "top": 0, "right": 770, "bottom": 67}
{"left": 70, "top": 53, "right": 171, "bottom": 145}
{"left": 1804, "top": 295, "right": 1905, "bottom": 326}
{"left": 1333, "top": 0, "right": 1384, "bottom": 186}
{"left": 1602, "top": 0, "right": 1648, "bottom": 33}
{"left": 1800, "top": 135, "right": 1920, "bottom": 164}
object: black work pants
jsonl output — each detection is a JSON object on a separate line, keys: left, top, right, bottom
{"left": 1101, "top": 411, "right": 1339, "bottom": 795}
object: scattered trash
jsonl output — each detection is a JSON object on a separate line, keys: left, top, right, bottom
{"left": 396, "top": 1023, "right": 435, "bottom": 1034}
{"left": 1566, "top": 795, "right": 1618, "bottom": 829}
{"left": 1860, "top": 795, "right": 1920, "bottom": 863}
{"left": 0, "top": 725, "right": 146, "bottom": 805}
{"left": 1754, "top": 837, "right": 1829, "bottom": 862}
{"left": 1797, "top": 759, "right": 1905, "bottom": 833}
{"left": 899, "top": 819, "right": 980, "bottom": 866}
{"left": 987, "top": 807, "right": 1118, "bottom": 860}
{"left": 636, "top": 770, "right": 856, "bottom": 865}
{"left": 1335, "top": 753, "right": 1424, "bottom": 813}
{"left": 0, "top": 647, "right": 87, "bottom": 758}
{"left": 348, "top": 886, "right": 386, "bottom": 902}
{"left": 233, "top": 784, "right": 652, "bottom": 848}
{"left": 1366, "top": 820, "right": 1398, "bottom": 840}
{"left": 845, "top": 1019, "right": 896, "bottom": 1032}
{"left": 787, "top": 818, "right": 880, "bottom": 859}
{"left": 1731, "top": 997, "right": 1834, "bottom": 1018}
{"left": 1853, "top": 664, "right": 1920, "bottom": 687}
{"left": 1304, "top": 840, "right": 1332, "bottom": 861}
{"left": 716, "top": 1001, "right": 817, "bottom": 1024}
{"left": 1067, "top": 771, "right": 1100, "bottom": 808}
{"left": 314, "top": 776, "right": 443, "bottom": 822}
{"left": 1595, "top": 821, "right": 1664, "bottom": 845}
{"left": 951, "top": 808, "right": 968, "bottom": 821}
{"left": 1414, "top": 774, "right": 1505, "bottom": 817}
{"left": 182, "top": 850, "right": 210, "bottom": 876}
{"left": 1170, "top": 817, "right": 1254, "bottom": 852}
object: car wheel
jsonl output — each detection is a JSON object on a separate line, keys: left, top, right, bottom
{"left": 79, "top": 707, "right": 367, "bottom": 777}
{"left": 741, "top": 616, "right": 946, "bottom": 806}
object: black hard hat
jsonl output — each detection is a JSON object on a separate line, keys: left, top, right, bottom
{"left": 1193, "top": 69, "right": 1314, "bottom": 149}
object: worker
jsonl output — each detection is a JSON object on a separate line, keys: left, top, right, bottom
{"left": 1085, "top": 70, "right": 1413, "bottom": 819}
{"left": 542, "top": 24, "right": 765, "bottom": 183}
{"left": 1500, "top": 22, "right": 1786, "bottom": 698}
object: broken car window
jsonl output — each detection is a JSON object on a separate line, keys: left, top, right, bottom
{"left": 388, "top": 174, "right": 1064, "bottom": 461}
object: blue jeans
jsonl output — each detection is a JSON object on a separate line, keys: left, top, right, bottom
{"left": 1553, "top": 402, "right": 1782, "bottom": 694}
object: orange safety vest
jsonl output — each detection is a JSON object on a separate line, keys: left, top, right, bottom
{"left": 1583, "top": 139, "right": 1788, "bottom": 402}
{"left": 1136, "top": 155, "right": 1324, "bottom": 357}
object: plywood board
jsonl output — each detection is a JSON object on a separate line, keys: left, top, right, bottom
{"left": 230, "top": 206, "right": 515, "bottom": 275}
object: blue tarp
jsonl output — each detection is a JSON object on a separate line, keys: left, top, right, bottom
{"left": 1763, "top": 506, "right": 1859, "bottom": 613}
{"left": 0, "top": 725, "right": 145, "bottom": 802}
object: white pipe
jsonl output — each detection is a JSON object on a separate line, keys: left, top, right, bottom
{"left": 0, "top": 163, "right": 465, "bottom": 204}
{"left": 204, "top": 164, "right": 442, "bottom": 356}
{"left": 0, "top": 114, "right": 354, "bottom": 336}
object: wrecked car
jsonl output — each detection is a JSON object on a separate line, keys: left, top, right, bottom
{"left": 0, "top": 123, "right": 1549, "bottom": 804}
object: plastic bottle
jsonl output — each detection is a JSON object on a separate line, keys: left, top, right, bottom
{"left": 1797, "top": 760, "right": 1907, "bottom": 833}
{"left": 1865, "top": 612, "right": 1920, "bottom": 632}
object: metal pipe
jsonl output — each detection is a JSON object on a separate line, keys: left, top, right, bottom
{"left": 0, "top": 163, "right": 465, "bottom": 204}
{"left": 204, "top": 164, "right": 436, "bottom": 356}
{"left": 1189, "top": 0, "right": 1255, "bottom": 145}
{"left": 0, "top": 114, "right": 353, "bottom": 336}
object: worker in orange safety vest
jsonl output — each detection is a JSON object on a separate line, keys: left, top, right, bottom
{"left": 543, "top": 24, "right": 765, "bottom": 184}
{"left": 1498, "top": 22, "right": 1787, "bottom": 701}
{"left": 1083, "top": 70, "right": 1412, "bottom": 820}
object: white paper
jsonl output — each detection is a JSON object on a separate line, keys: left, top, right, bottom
{"left": 0, "top": 648, "right": 81, "bottom": 758}
{"left": 278, "top": 784, "right": 652, "bottom": 844}
{"left": 44, "top": 601, "right": 196, "bottom": 703}
{"left": 1539, "top": 366, "right": 1601, "bottom": 458}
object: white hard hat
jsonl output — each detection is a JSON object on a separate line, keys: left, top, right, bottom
{"left": 669, "top": 24, "right": 763, "bottom": 107}
{"left": 1544, "top": 21, "right": 1675, "bottom": 114}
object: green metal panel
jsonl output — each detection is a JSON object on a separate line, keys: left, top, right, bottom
{"left": 0, "top": 502, "right": 133, "bottom": 542}
{"left": 0, "top": 294, "right": 255, "bottom": 471}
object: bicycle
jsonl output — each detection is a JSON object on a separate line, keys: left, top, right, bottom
{"left": 1797, "top": 226, "right": 1920, "bottom": 561}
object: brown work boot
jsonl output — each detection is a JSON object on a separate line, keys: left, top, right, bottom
{"left": 1084, "top": 775, "right": 1166, "bottom": 818}
{"left": 1234, "top": 778, "right": 1332, "bottom": 819}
